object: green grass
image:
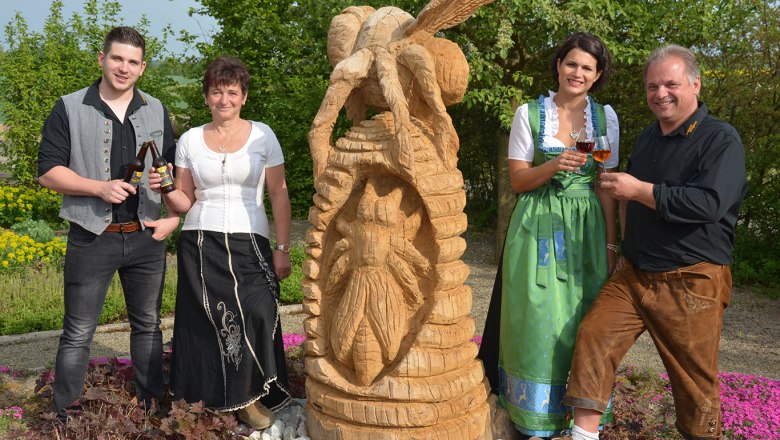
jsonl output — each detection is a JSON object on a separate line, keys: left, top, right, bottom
{"left": 279, "top": 245, "right": 305, "bottom": 304}
{"left": 0, "top": 264, "right": 177, "bottom": 336}
{"left": 0, "top": 246, "right": 305, "bottom": 336}
{"left": 748, "top": 285, "right": 780, "bottom": 300}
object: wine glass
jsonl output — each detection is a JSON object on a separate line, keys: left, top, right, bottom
{"left": 574, "top": 130, "right": 595, "bottom": 174}
{"left": 593, "top": 135, "right": 612, "bottom": 173}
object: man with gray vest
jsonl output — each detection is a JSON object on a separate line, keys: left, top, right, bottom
{"left": 37, "top": 26, "right": 179, "bottom": 421}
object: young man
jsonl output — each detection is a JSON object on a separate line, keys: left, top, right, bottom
{"left": 37, "top": 26, "right": 180, "bottom": 421}
{"left": 561, "top": 45, "right": 748, "bottom": 440}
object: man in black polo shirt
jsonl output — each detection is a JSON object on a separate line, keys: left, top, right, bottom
{"left": 37, "top": 26, "right": 179, "bottom": 421}
{"left": 561, "top": 45, "right": 747, "bottom": 440}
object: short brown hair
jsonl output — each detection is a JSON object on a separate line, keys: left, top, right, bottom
{"left": 550, "top": 32, "right": 613, "bottom": 93}
{"left": 103, "top": 26, "right": 146, "bottom": 58}
{"left": 202, "top": 56, "right": 250, "bottom": 96}
{"left": 644, "top": 44, "right": 700, "bottom": 85}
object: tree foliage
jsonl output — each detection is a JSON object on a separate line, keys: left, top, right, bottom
{"left": 442, "top": 0, "right": 780, "bottom": 285}
{"left": 0, "top": 0, "right": 178, "bottom": 185}
{"left": 2, "top": 0, "right": 778, "bottom": 286}
{"left": 699, "top": 0, "right": 780, "bottom": 286}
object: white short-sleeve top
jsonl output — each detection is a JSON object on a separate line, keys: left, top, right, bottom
{"left": 508, "top": 91, "right": 620, "bottom": 169}
{"left": 176, "top": 121, "right": 285, "bottom": 237}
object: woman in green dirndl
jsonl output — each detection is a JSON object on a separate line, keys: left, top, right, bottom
{"left": 480, "top": 32, "right": 619, "bottom": 438}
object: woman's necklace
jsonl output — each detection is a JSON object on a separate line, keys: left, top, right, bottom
{"left": 211, "top": 124, "right": 229, "bottom": 165}
{"left": 554, "top": 94, "right": 587, "bottom": 142}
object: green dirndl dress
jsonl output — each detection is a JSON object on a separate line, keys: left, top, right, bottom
{"left": 498, "top": 97, "right": 613, "bottom": 436}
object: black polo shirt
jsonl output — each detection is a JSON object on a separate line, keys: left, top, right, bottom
{"left": 622, "top": 102, "right": 747, "bottom": 272}
{"left": 38, "top": 79, "right": 176, "bottom": 223}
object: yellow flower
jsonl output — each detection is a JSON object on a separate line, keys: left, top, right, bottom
{"left": 1, "top": 261, "right": 7, "bottom": 267}
{"left": 7, "top": 252, "right": 14, "bottom": 258}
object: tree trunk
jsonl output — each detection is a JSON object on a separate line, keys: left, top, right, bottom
{"left": 496, "top": 132, "right": 514, "bottom": 260}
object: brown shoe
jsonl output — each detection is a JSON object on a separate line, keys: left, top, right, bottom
{"left": 236, "top": 401, "right": 275, "bottom": 430}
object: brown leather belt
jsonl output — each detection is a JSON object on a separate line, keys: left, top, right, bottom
{"left": 104, "top": 220, "right": 141, "bottom": 233}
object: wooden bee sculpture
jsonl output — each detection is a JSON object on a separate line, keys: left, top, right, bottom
{"left": 304, "top": 0, "right": 495, "bottom": 438}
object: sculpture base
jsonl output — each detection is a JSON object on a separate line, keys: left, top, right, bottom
{"left": 306, "top": 387, "right": 492, "bottom": 440}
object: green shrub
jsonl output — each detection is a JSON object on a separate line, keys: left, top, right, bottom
{"left": 164, "top": 216, "right": 185, "bottom": 253}
{"left": 0, "top": 229, "right": 66, "bottom": 273}
{"left": 732, "top": 224, "right": 780, "bottom": 297}
{"left": 0, "top": 185, "right": 62, "bottom": 229}
{"left": 279, "top": 245, "right": 305, "bottom": 305}
{"left": 10, "top": 219, "right": 55, "bottom": 244}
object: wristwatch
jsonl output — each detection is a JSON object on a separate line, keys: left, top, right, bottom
{"left": 275, "top": 243, "right": 291, "bottom": 254}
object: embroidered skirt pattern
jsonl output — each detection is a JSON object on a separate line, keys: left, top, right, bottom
{"left": 170, "top": 230, "right": 291, "bottom": 411}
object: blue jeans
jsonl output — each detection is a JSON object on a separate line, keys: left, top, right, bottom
{"left": 53, "top": 223, "right": 166, "bottom": 417}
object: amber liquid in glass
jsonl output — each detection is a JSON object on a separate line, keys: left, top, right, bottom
{"left": 593, "top": 149, "right": 612, "bottom": 163}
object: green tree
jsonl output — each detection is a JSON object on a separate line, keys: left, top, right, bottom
{"left": 0, "top": 0, "right": 178, "bottom": 186}
{"left": 184, "top": 0, "right": 487, "bottom": 218}
{"left": 186, "top": 0, "right": 780, "bottom": 289}
{"left": 700, "top": 0, "right": 780, "bottom": 286}
{"left": 462, "top": 0, "right": 780, "bottom": 286}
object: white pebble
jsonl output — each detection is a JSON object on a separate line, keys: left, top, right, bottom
{"left": 296, "top": 421, "right": 308, "bottom": 438}
{"left": 286, "top": 413, "right": 300, "bottom": 431}
{"left": 268, "top": 420, "right": 284, "bottom": 439}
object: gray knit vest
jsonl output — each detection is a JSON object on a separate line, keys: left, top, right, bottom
{"left": 60, "top": 87, "right": 164, "bottom": 234}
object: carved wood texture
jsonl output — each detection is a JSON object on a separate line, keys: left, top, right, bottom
{"left": 305, "top": 1, "right": 494, "bottom": 438}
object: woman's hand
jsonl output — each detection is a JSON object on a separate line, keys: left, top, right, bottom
{"left": 147, "top": 163, "right": 172, "bottom": 194}
{"left": 273, "top": 251, "right": 291, "bottom": 280}
{"left": 556, "top": 150, "right": 588, "bottom": 172}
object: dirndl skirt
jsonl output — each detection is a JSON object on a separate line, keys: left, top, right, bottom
{"left": 170, "top": 230, "right": 290, "bottom": 411}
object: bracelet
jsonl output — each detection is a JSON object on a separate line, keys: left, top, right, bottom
{"left": 606, "top": 244, "right": 620, "bottom": 253}
{"left": 274, "top": 243, "right": 291, "bottom": 254}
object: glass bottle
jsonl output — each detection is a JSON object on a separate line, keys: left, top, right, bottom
{"left": 149, "top": 140, "right": 176, "bottom": 193}
{"left": 124, "top": 142, "right": 149, "bottom": 187}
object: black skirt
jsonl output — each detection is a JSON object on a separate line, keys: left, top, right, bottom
{"left": 170, "top": 230, "right": 290, "bottom": 411}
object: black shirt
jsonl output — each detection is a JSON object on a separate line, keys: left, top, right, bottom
{"left": 38, "top": 79, "right": 176, "bottom": 223}
{"left": 622, "top": 102, "right": 747, "bottom": 272}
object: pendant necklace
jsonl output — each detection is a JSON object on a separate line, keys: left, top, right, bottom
{"left": 569, "top": 128, "right": 582, "bottom": 140}
{"left": 212, "top": 124, "right": 228, "bottom": 166}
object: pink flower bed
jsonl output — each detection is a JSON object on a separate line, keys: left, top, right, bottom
{"left": 0, "top": 405, "right": 23, "bottom": 420}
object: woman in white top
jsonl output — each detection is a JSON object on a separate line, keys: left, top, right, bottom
{"left": 152, "top": 56, "right": 291, "bottom": 429}
{"left": 477, "top": 33, "right": 619, "bottom": 438}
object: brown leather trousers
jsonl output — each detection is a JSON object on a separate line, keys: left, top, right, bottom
{"left": 563, "top": 261, "right": 731, "bottom": 439}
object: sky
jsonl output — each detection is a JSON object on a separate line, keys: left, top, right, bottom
{"left": 0, "top": 0, "right": 219, "bottom": 56}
